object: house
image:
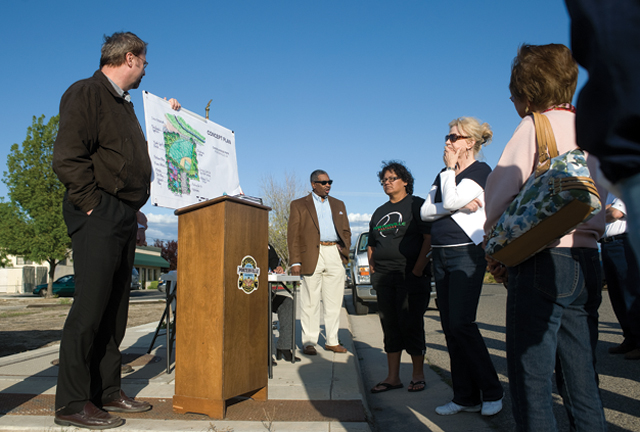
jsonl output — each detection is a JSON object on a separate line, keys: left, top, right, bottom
{"left": 133, "top": 246, "right": 171, "bottom": 289}
{"left": 0, "top": 246, "right": 170, "bottom": 294}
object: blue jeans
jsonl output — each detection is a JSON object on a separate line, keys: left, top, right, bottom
{"left": 507, "top": 248, "right": 606, "bottom": 432}
{"left": 601, "top": 235, "right": 640, "bottom": 348}
{"left": 433, "top": 244, "right": 503, "bottom": 406}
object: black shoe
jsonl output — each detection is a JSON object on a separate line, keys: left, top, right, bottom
{"left": 55, "top": 402, "right": 124, "bottom": 429}
{"left": 303, "top": 345, "right": 317, "bottom": 356}
{"left": 276, "top": 349, "right": 301, "bottom": 362}
{"left": 609, "top": 340, "right": 635, "bottom": 354}
{"left": 102, "top": 390, "right": 152, "bottom": 413}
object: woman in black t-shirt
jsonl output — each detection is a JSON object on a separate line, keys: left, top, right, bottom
{"left": 421, "top": 117, "right": 503, "bottom": 416}
{"left": 368, "top": 161, "right": 431, "bottom": 394}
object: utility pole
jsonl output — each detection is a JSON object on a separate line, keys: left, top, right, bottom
{"left": 205, "top": 99, "right": 212, "bottom": 120}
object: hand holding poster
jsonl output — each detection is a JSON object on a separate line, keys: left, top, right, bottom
{"left": 143, "top": 91, "right": 242, "bottom": 209}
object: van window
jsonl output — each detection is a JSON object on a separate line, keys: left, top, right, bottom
{"left": 357, "top": 233, "right": 369, "bottom": 253}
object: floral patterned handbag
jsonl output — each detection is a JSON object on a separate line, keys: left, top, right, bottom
{"left": 485, "top": 112, "right": 601, "bottom": 267}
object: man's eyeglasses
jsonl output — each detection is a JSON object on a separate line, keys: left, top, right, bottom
{"left": 380, "top": 176, "right": 400, "bottom": 185}
{"left": 314, "top": 180, "right": 333, "bottom": 186}
{"left": 445, "top": 134, "right": 470, "bottom": 143}
{"left": 132, "top": 53, "right": 148, "bottom": 69}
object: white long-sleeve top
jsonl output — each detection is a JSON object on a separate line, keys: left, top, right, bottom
{"left": 420, "top": 170, "right": 484, "bottom": 222}
{"left": 421, "top": 161, "right": 491, "bottom": 246}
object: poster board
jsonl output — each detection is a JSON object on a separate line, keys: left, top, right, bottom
{"left": 143, "top": 91, "right": 242, "bottom": 209}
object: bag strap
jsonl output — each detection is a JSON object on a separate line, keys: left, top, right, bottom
{"left": 532, "top": 112, "right": 559, "bottom": 178}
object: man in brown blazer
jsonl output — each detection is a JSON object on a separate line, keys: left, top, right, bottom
{"left": 288, "top": 169, "right": 351, "bottom": 355}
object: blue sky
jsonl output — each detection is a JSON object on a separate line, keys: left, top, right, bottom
{"left": 1, "top": 0, "right": 580, "bottom": 243}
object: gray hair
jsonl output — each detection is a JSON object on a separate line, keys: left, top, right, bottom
{"left": 310, "top": 169, "right": 328, "bottom": 183}
{"left": 100, "top": 32, "right": 147, "bottom": 68}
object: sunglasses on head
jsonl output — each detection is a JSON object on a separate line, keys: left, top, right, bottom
{"left": 314, "top": 180, "right": 333, "bottom": 185}
{"left": 445, "top": 134, "right": 470, "bottom": 143}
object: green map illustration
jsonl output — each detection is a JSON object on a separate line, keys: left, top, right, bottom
{"left": 163, "top": 114, "right": 206, "bottom": 195}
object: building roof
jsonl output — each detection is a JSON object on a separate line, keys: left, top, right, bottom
{"left": 134, "top": 253, "right": 170, "bottom": 268}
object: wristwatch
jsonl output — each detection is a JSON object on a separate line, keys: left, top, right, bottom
{"left": 445, "top": 166, "right": 456, "bottom": 172}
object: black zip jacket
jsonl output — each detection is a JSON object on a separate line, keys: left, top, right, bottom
{"left": 53, "top": 70, "right": 151, "bottom": 212}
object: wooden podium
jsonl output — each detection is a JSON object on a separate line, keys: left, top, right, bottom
{"left": 172, "top": 196, "right": 270, "bottom": 419}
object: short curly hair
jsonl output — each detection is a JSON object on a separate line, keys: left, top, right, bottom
{"left": 509, "top": 44, "right": 578, "bottom": 112}
{"left": 378, "top": 160, "right": 414, "bottom": 195}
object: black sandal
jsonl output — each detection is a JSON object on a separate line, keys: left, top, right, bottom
{"left": 371, "top": 382, "right": 403, "bottom": 393}
{"left": 408, "top": 380, "right": 426, "bottom": 392}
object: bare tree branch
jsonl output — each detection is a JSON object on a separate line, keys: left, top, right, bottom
{"left": 260, "top": 171, "right": 305, "bottom": 268}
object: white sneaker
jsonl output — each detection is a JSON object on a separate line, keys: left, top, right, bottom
{"left": 435, "top": 401, "right": 481, "bottom": 415}
{"left": 481, "top": 398, "right": 503, "bottom": 416}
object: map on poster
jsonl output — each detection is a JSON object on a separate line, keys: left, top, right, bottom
{"left": 143, "top": 91, "right": 241, "bottom": 209}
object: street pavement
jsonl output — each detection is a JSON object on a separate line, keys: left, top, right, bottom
{"left": 347, "top": 284, "right": 640, "bottom": 432}
{"left": 0, "top": 284, "right": 638, "bottom": 431}
{"left": 0, "top": 296, "right": 371, "bottom": 432}
{"left": 348, "top": 293, "right": 496, "bottom": 432}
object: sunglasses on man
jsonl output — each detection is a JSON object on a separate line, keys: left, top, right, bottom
{"left": 314, "top": 180, "right": 333, "bottom": 185}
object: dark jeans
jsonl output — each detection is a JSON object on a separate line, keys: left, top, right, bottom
{"left": 432, "top": 244, "right": 503, "bottom": 406}
{"left": 55, "top": 192, "right": 137, "bottom": 414}
{"left": 272, "top": 294, "right": 294, "bottom": 350}
{"left": 372, "top": 271, "right": 429, "bottom": 356}
{"left": 601, "top": 235, "right": 640, "bottom": 348}
{"left": 507, "top": 248, "right": 606, "bottom": 432}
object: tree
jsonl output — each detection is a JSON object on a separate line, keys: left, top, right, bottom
{"left": 0, "top": 115, "right": 70, "bottom": 297}
{"left": 153, "top": 239, "right": 178, "bottom": 270}
{"left": 260, "top": 171, "right": 305, "bottom": 268}
{"left": 0, "top": 246, "right": 11, "bottom": 268}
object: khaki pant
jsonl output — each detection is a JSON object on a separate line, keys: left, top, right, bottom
{"left": 300, "top": 245, "right": 344, "bottom": 347}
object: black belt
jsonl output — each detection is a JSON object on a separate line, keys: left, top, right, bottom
{"left": 599, "top": 233, "right": 628, "bottom": 244}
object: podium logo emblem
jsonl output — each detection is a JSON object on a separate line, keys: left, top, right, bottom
{"left": 237, "top": 255, "right": 261, "bottom": 294}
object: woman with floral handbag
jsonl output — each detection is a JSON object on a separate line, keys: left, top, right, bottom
{"left": 483, "top": 44, "right": 607, "bottom": 432}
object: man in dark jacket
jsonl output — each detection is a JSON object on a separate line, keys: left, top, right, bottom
{"left": 52, "top": 31, "right": 180, "bottom": 430}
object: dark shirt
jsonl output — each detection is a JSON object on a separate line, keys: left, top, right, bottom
{"left": 368, "top": 195, "right": 431, "bottom": 274}
{"left": 268, "top": 244, "right": 280, "bottom": 271}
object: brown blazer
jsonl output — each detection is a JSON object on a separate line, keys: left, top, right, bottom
{"left": 288, "top": 194, "right": 351, "bottom": 275}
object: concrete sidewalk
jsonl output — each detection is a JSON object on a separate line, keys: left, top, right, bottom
{"left": 0, "top": 305, "right": 372, "bottom": 432}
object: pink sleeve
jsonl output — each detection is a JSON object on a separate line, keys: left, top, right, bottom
{"left": 484, "top": 117, "right": 537, "bottom": 233}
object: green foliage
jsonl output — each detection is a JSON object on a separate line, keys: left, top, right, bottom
{"left": 0, "top": 115, "right": 70, "bottom": 287}
{"left": 149, "top": 281, "right": 159, "bottom": 290}
{"left": 0, "top": 248, "right": 11, "bottom": 268}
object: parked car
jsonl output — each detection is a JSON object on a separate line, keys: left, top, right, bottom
{"left": 33, "top": 274, "right": 75, "bottom": 297}
{"left": 348, "top": 232, "right": 375, "bottom": 315}
{"left": 347, "top": 231, "right": 436, "bottom": 315}
{"left": 130, "top": 267, "right": 141, "bottom": 290}
{"left": 34, "top": 268, "right": 142, "bottom": 297}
